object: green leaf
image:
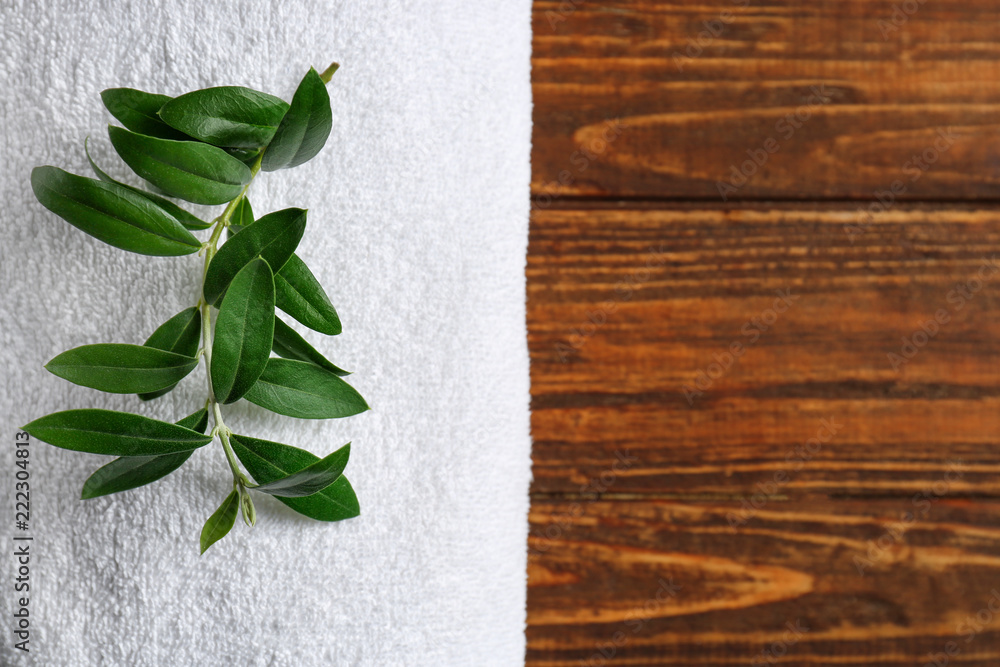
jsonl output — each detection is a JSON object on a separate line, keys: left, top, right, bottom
{"left": 244, "top": 358, "right": 368, "bottom": 419}
{"left": 158, "top": 86, "right": 289, "bottom": 149}
{"left": 100, "top": 88, "right": 190, "bottom": 141}
{"left": 211, "top": 258, "right": 275, "bottom": 404}
{"left": 230, "top": 434, "right": 359, "bottom": 521}
{"left": 175, "top": 408, "right": 211, "bottom": 433}
{"left": 229, "top": 217, "right": 339, "bottom": 335}
{"left": 82, "top": 451, "right": 195, "bottom": 498}
{"left": 80, "top": 408, "right": 209, "bottom": 500}
{"left": 223, "top": 146, "right": 263, "bottom": 165}
{"left": 23, "top": 409, "right": 213, "bottom": 456}
{"left": 224, "top": 203, "right": 254, "bottom": 244}
{"left": 108, "top": 125, "right": 251, "bottom": 205}
{"left": 232, "top": 196, "right": 254, "bottom": 228}
{"left": 203, "top": 208, "right": 306, "bottom": 306}
{"left": 272, "top": 316, "right": 349, "bottom": 376}
{"left": 45, "top": 343, "right": 198, "bottom": 394}
{"left": 86, "top": 138, "right": 210, "bottom": 230}
{"left": 275, "top": 253, "right": 342, "bottom": 335}
{"left": 261, "top": 68, "right": 332, "bottom": 171}
{"left": 30, "top": 166, "right": 202, "bottom": 256}
{"left": 200, "top": 490, "right": 239, "bottom": 554}
{"left": 139, "top": 307, "right": 203, "bottom": 400}
{"left": 143, "top": 307, "right": 202, "bottom": 357}
{"left": 252, "top": 443, "right": 350, "bottom": 497}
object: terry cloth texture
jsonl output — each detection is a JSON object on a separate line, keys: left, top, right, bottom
{"left": 0, "top": 1, "right": 532, "bottom": 665}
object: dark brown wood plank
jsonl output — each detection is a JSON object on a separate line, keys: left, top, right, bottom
{"left": 532, "top": 0, "right": 1000, "bottom": 200}
{"left": 528, "top": 498, "right": 1000, "bottom": 666}
{"left": 529, "top": 204, "right": 1000, "bottom": 497}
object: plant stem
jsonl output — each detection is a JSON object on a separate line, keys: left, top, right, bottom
{"left": 199, "top": 151, "right": 265, "bottom": 490}
{"left": 216, "top": 418, "right": 244, "bottom": 484}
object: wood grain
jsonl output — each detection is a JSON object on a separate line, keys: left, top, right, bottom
{"left": 529, "top": 204, "right": 1000, "bottom": 498}
{"left": 532, "top": 0, "right": 1000, "bottom": 200}
{"left": 526, "top": 1, "right": 1000, "bottom": 664}
{"left": 527, "top": 498, "right": 1000, "bottom": 666}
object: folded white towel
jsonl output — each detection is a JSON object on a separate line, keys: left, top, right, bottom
{"left": 0, "top": 1, "right": 532, "bottom": 664}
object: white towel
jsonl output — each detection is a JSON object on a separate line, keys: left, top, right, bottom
{"left": 0, "top": 1, "right": 532, "bottom": 664}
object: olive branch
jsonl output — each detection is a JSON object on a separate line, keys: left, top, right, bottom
{"left": 23, "top": 64, "right": 369, "bottom": 553}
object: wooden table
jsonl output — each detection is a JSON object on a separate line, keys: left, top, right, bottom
{"left": 525, "top": 1, "right": 1000, "bottom": 664}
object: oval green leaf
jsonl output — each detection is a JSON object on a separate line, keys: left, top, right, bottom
{"left": 86, "top": 138, "right": 209, "bottom": 230}
{"left": 275, "top": 253, "right": 342, "bottom": 335}
{"left": 261, "top": 68, "right": 332, "bottom": 171}
{"left": 159, "top": 86, "right": 289, "bottom": 149}
{"left": 230, "top": 433, "right": 359, "bottom": 521}
{"left": 45, "top": 343, "right": 198, "bottom": 394}
{"left": 200, "top": 490, "right": 239, "bottom": 554}
{"left": 31, "top": 166, "right": 202, "bottom": 256}
{"left": 203, "top": 208, "right": 306, "bottom": 305}
{"left": 211, "top": 258, "right": 275, "bottom": 404}
{"left": 80, "top": 409, "right": 208, "bottom": 500}
{"left": 252, "top": 443, "right": 350, "bottom": 497}
{"left": 100, "top": 88, "right": 190, "bottom": 141}
{"left": 229, "top": 218, "right": 339, "bottom": 335}
{"left": 22, "top": 409, "right": 213, "bottom": 456}
{"left": 108, "top": 125, "right": 251, "bottom": 205}
{"left": 272, "top": 316, "right": 349, "bottom": 376}
{"left": 139, "top": 307, "right": 203, "bottom": 400}
{"left": 243, "top": 358, "right": 368, "bottom": 419}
